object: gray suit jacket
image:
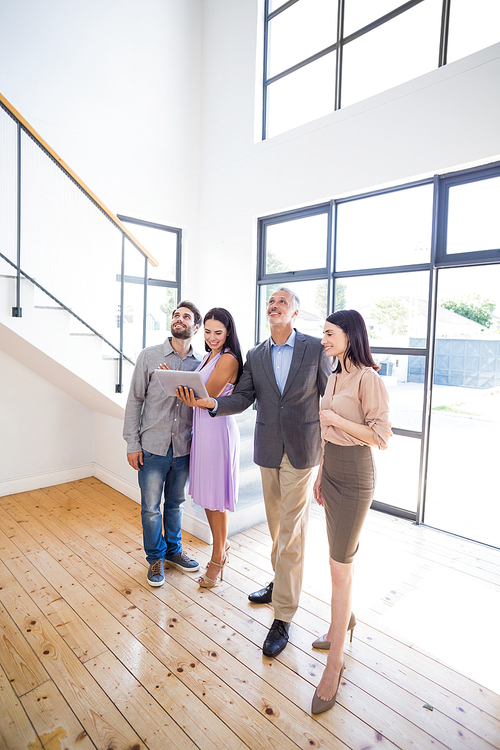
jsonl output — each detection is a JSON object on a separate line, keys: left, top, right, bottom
{"left": 215, "top": 329, "right": 332, "bottom": 469}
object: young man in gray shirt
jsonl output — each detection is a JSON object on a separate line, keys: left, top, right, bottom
{"left": 123, "top": 301, "right": 202, "bottom": 586}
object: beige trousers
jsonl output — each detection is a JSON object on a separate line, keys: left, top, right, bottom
{"left": 260, "top": 453, "right": 315, "bottom": 622}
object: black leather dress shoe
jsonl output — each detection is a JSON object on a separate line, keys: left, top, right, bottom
{"left": 248, "top": 581, "right": 273, "bottom": 604}
{"left": 263, "top": 619, "right": 290, "bottom": 657}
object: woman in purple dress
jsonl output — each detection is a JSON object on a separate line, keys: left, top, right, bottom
{"left": 177, "top": 308, "right": 243, "bottom": 587}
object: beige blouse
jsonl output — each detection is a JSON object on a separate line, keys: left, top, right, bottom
{"left": 321, "top": 366, "right": 392, "bottom": 450}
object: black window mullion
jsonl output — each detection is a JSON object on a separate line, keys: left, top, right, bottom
{"left": 439, "top": 0, "right": 451, "bottom": 66}
{"left": 335, "top": 0, "right": 345, "bottom": 110}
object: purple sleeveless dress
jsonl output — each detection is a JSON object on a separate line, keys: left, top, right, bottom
{"left": 188, "top": 350, "right": 240, "bottom": 512}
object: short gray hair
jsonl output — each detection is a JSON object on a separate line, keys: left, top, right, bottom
{"left": 275, "top": 287, "right": 300, "bottom": 311}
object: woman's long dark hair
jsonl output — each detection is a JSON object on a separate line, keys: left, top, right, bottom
{"left": 326, "top": 309, "right": 380, "bottom": 373}
{"left": 204, "top": 308, "right": 244, "bottom": 383}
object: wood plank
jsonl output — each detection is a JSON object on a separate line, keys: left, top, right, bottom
{"left": 63, "top": 487, "right": 142, "bottom": 539}
{"left": 0, "top": 600, "right": 49, "bottom": 697}
{"left": 74, "top": 479, "right": 141, "bottom": 525}
{"left": 0, "top": 666, "right": 40, "bottom": 750}
{"left": 362, "top": 511, "right": 500, "bottom": 581}
{"left": 3, "top": 544, "right": 252, "bottom": 749}
{"left": 20, "top": 680, "right": 96, "bottom": 750}
{"left": 179, "top": 602, "right": 396, "bottom": 750}
{"left": 9, "top": 504, "right": 155, "bottom": 637}
{"left": 2, "top": 479, "right": 499, "bottom": 750}
{"left": 137, "top": 625, "right": 304, "bottom": 750}
{"left": 39, "top": 504, "right": 194, "bottom": 613}
{"left": 0, "top": 520, "right": 107, "bottom": 664}
{"left": 25, "top": 548, "right": 150, "bottom": 644}
{"left": 85, "top": 650, "right": 199, "bottom": 750}
{"left": 0, "top": 564, "right": 144, "bottom": 750}
{"left": 110, "top": 637, "right": 247, "bottom": 750}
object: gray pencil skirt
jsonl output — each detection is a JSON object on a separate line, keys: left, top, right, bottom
{"left": 322, "top": 442, "right": 375, "bottom": 564}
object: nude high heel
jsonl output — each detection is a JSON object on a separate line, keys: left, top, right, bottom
{"left": 311, "top": 663, "right": 345, "bottom": 715}
{"left": 198, "top": 543, "right": 230, "bottom": 588}
{"left": 311, "top": 612, "right": 356, "bottom": 649}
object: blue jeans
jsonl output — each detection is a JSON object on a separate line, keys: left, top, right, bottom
{"left": 138, "top": 447, "right": 190, "bottom": 563}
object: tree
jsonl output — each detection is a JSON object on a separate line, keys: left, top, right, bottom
{"left": 160, "top": 288, "right": 177, "bottom": 327}
{"left": 314, "top": 280, "right": 346, "bottom": 317}
{"left": 441, "top": 293, "right": 495, "bottom": 328}
{"left": 371, "top": 296, "right": 408, "bottom": 336}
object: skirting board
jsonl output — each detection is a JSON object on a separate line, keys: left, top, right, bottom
{"left": 0, "top": 464, "right": 94, "bottom": 497}
{"left": 93, "top": 464, "right": 212, "bottom": 544}
{"left": 0, "top": 464, "right": 264, "bottom": 545}
{"left": 92, "top": 466, "right": 265, "bottom": 543}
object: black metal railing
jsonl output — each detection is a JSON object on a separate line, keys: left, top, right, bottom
{"left": 0, "top": 92, "right": 158, "bottom": 393}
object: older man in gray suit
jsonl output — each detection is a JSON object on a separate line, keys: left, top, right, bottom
{"left": 199, "top": 288, "right": 331, "bottom": 657}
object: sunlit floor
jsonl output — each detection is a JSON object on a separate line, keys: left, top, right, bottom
{"left": 306, "top": 505, "right": 500, "bottom": 696}
{"left": 1, "top": 478, "right": 499, "bottom": 750}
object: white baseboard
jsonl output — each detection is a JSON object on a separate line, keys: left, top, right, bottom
{"left": 0, "top": 464, "right": 94, "bottom": 497}
{"left": 94, "top": 464, "right": 211, "bottom": 542}
{"left": 0, "top": 464, "right": 263, "bottom": 545}
{"left": 181, "top": 509, "right": 212, "bottom": 544}
{"left": 92, "top": 464, "right": 141, "bottom": 505}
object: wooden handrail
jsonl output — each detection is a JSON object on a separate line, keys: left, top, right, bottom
{"left": 0, "top": 91, "right": 159, "bottom": 267}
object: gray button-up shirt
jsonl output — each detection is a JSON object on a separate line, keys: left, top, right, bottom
{"left": 123, "top": 338, "right": 201, "bottom": 457}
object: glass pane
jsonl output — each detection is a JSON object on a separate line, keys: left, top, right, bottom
{"left": 146, "top": 285, "right": 177, "bottom": 348}
{"left": 122, "top": 240, "right": 146, "bottom": 360}
{"left": 266, "top": 213, "right": 328, "bottom": 273}
{"left": 20, "top": 131, "right": 122, "bottom": 352}
{"left": 266, "top": 52, "right": 336, "bottom": 137}
{"left": 447, "top": 0, "right": 500, "bottom": 64}
{"left": 344, "top": 0, "right": 408, "bottom": 36}
{"left": 0, "top": 108, "right": 17, "bottom": 271}
{"left": 337, "top": 271, "right": 429, "bottom": 348}
{"left": 122, "top": 282, "right": 144, "bottom": 361}
{"left": 336, "top": 185, "right": 433, "bottom": 271}
{"left": 268, "top": 0, "right": 337, "bottom": 77}
{"left": 341, "top": 0, "right": 441, "bottom": 109}
{"left": 269, "top": 0, "right": 288, "bottom": 12}
{"left": 123, "top": 222, "right": 177, "bottom": 280}
{"left": 446, "top": 176, "right": 500, "bottom": 254}
{"left": 373, "top": 434, "right": 420, "bottom": 513}
{"left": 373, "top": 353, "right": 425, "bottom": 432}
{"left": 258, "top": 278, "right": 328, "bottom": 342}
{"left": 425, "top": 265, "right": 500, "bottom": 546}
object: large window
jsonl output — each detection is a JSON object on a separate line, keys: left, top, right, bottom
{"left": 117, "top": 215, "right": 182, "bottom": 357}
{"left": 263, "top": 0, "right": 500, "bottom": 138}
{"left": 257, "top": 161, "right": 500, "bottom": 548}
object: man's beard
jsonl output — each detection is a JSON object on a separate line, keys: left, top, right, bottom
{"left": 171, "top": 325, "right": 192, "bottom": 340}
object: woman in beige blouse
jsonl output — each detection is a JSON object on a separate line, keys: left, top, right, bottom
{"left": 311, "top": 310, "right": 391, "bottom": 715}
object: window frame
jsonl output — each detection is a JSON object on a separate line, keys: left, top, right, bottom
{"left": 256, "top": 160, "right": 500, "bottom": 525}
{"left": 117, "top": 214, "right": 182, "bottom": 350}
{"left": 261, "top": 0, "right": 495, "bottom": 139}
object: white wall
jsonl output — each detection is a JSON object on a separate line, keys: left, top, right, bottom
{"left": 0, "top": 0, "right": 204, "bottom": 497}
{"left": 1, "top": 0, "right": 500, "bottom": 510}
{"left": 0, "top": 0, "right": 202, "bottom": 271}
{"left": 0, "top": 350, "right": 94, "bottom": 495}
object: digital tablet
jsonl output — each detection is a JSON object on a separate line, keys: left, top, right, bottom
{"left": 154, "top": 369, "right": 209, "bottom": 399}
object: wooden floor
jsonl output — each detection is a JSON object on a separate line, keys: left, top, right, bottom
{"left": 0, "top": 478, "right": 499, "bottom": 750}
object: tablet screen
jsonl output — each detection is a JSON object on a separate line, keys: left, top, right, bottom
{"left": 154, "top": 369, "right": 209, "bottom": 399}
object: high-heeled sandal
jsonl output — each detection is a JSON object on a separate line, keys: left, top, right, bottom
{"left": 198, "top": 544, "right": 230, "bottom": 588}
{"left": 311, "top": 663, "right": 345, "bottom": 715}
{"left": 205, "top": 541, "right": 231, "bottom": 568}
{"left": 311, "top": 612, "right": 356, "bottom": 649}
